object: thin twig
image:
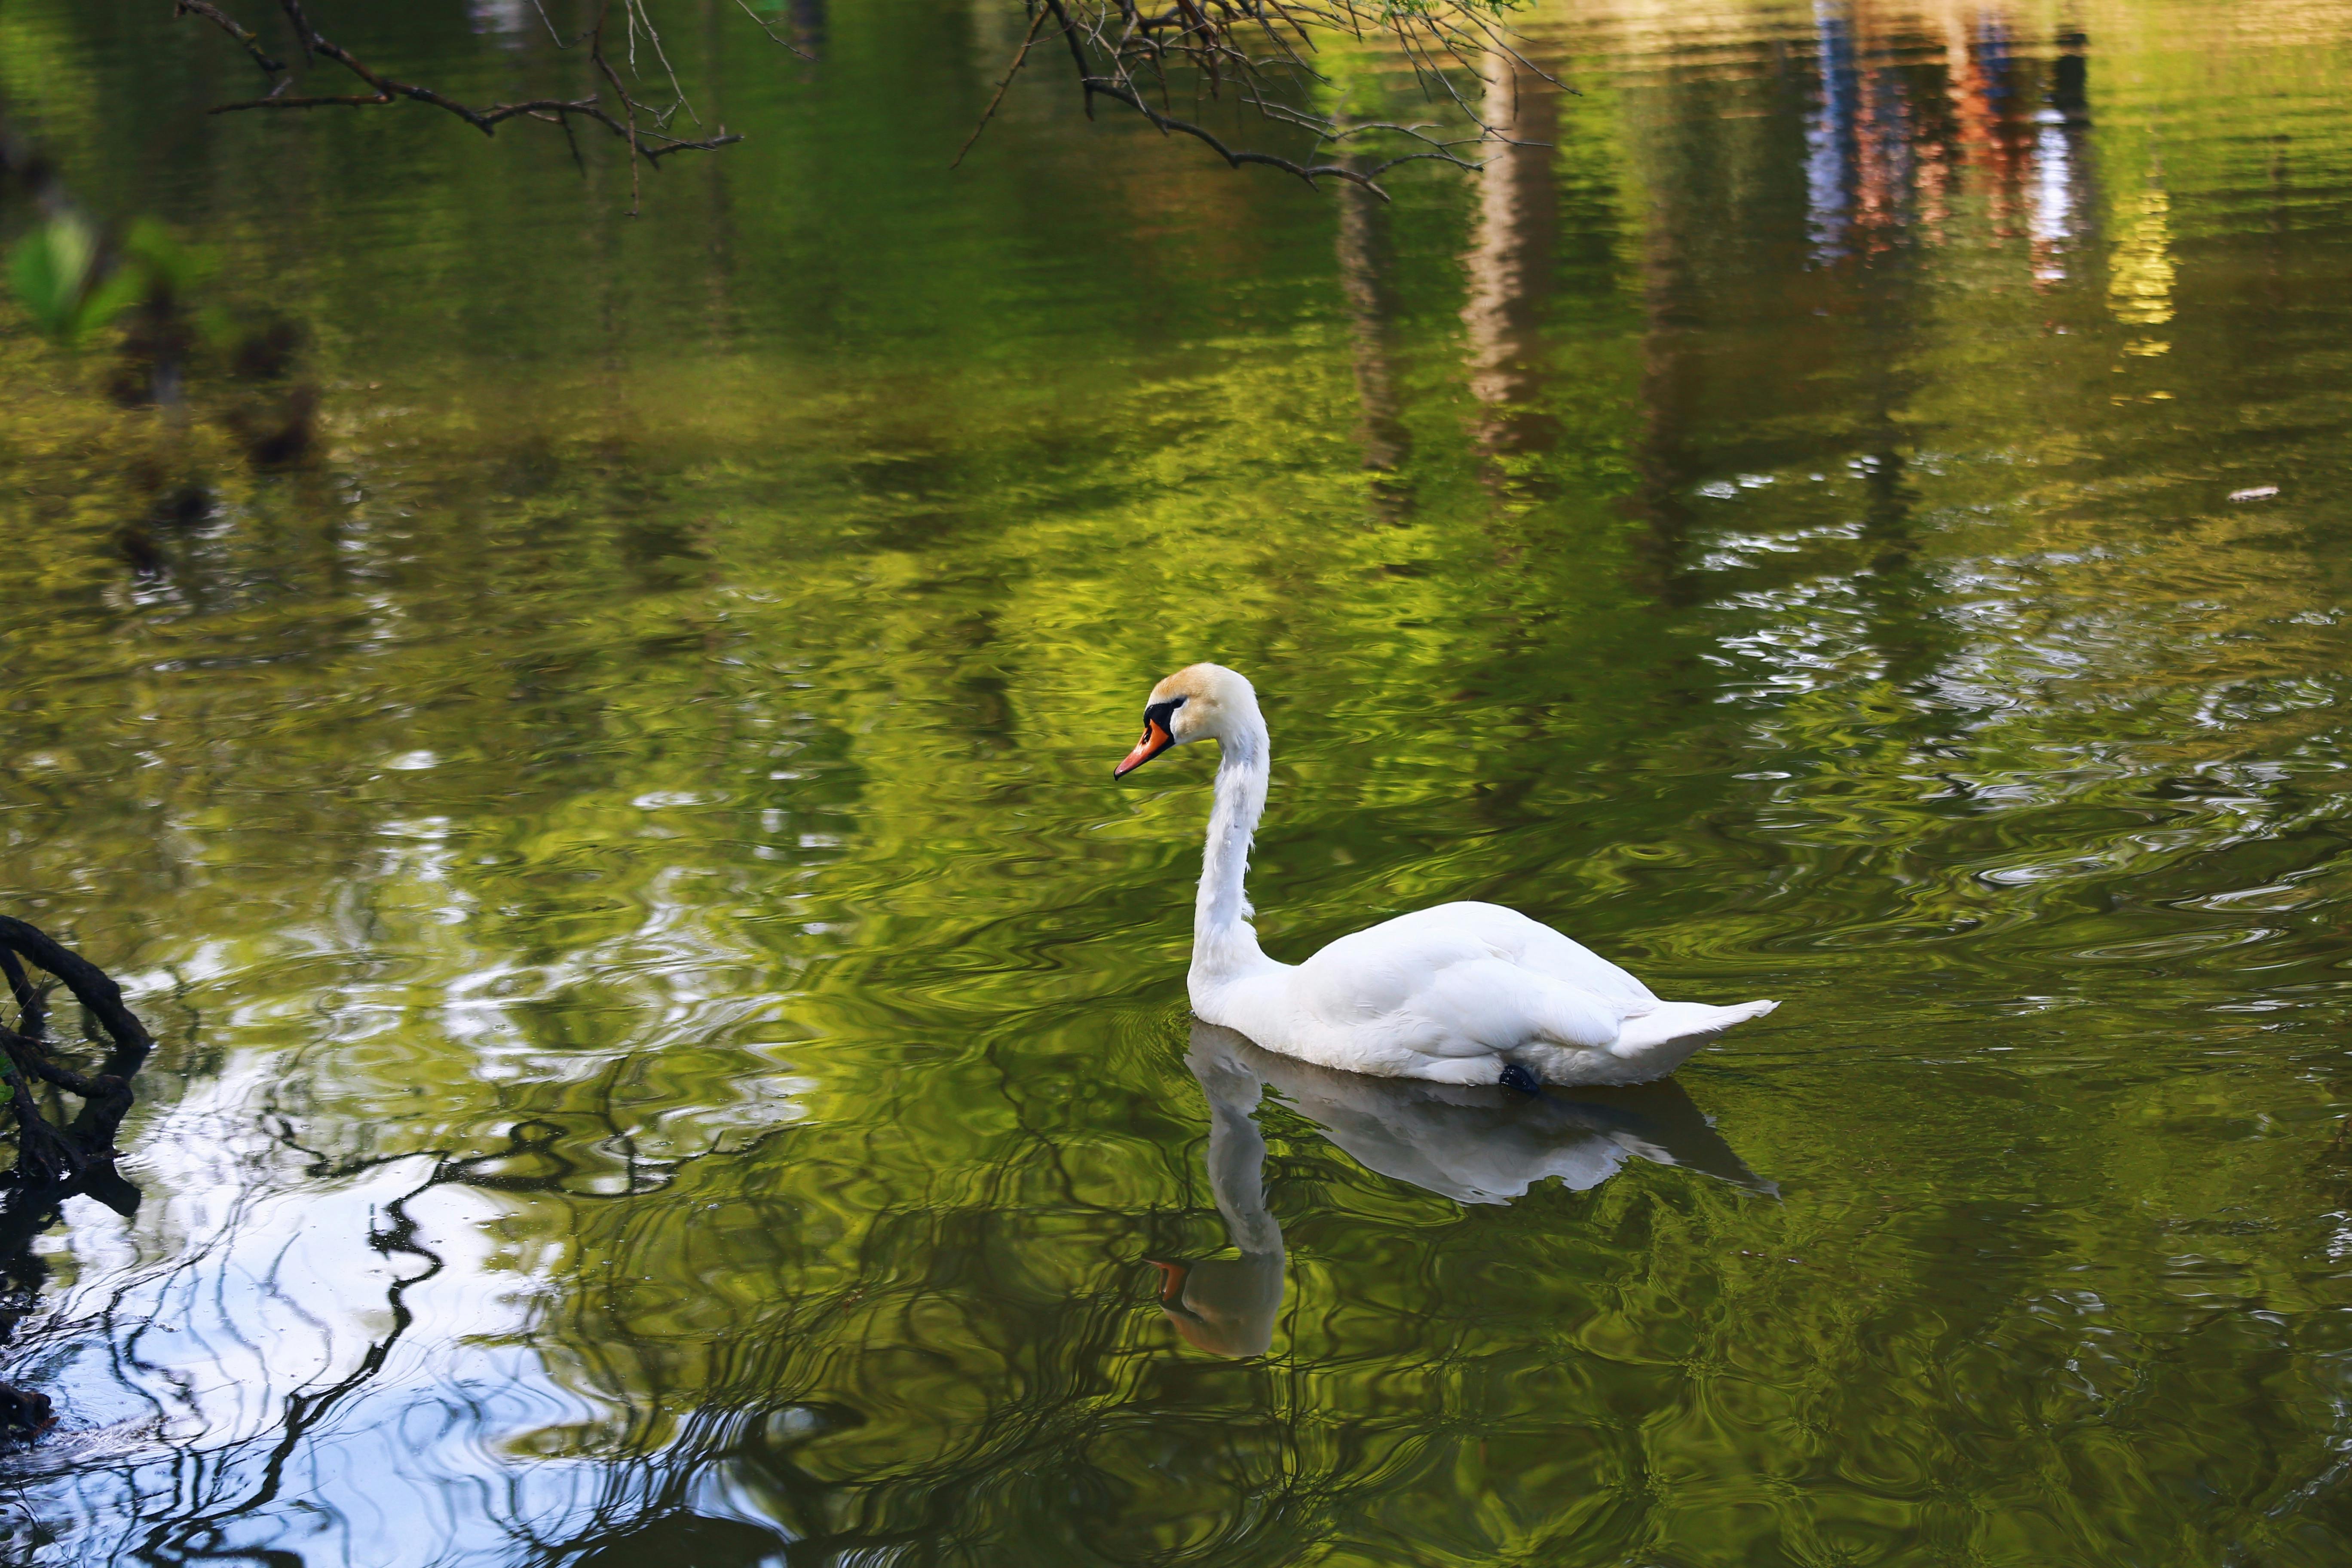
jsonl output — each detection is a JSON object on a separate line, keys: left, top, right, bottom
{"left": 728, "top": 0, "right": 817, "bottom": 59}
{"left": 178, "top": 0, "right": 749, "bottom": 201}
{"left": 171, "top": 0, "right": 283, "bottom": 77}
{"left": 622, "top": 0, "right": 696, "bottom": 126}
{"left": 955, "top": 5, "right": 1051, "bottom": 168}
{"left": 1082, "top": 77, "right": 1388, "bottom": 196}
{"left": 590, "top": 2, "right": 643, "bottom": 214}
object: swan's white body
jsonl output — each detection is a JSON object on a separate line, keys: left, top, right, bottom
{"left": 1119, "top": 664, "right": 1777, "bottom": 1088}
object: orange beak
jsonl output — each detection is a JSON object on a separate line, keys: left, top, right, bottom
{"left": 1114, "top": 720, "right": 1174, "bottom": 778}
{"left": 1147, "top": 1259, "right": 1190, "bottom": 1302}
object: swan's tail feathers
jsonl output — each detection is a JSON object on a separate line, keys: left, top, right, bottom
{"left": 1612, "top": 998, "right": 1777, "bottom": 1058}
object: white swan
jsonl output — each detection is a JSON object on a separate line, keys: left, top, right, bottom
{"left": 1115, "top": 664, "right": 1778, "bottom": 1089}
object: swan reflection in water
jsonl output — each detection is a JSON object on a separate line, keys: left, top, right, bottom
{"left": 1153, "top": 1020, "right": 1774, "bottom": 1358}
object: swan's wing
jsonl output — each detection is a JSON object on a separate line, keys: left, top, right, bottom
{"left": 1292, "top": 925, "right": 1634, "bottom": 1056}
{"left": 1415, "top": 959, "right": 1627, "bottom": 1049}
{"left": 1367, "top": 902, "right": 1660, "bottom": 1008}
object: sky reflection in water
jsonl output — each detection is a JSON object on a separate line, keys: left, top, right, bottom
{"left": 3, "top": 0, "right": 2352, "bottom": 1563}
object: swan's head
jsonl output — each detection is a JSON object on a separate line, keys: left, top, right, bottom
{"left": 1113, "top": 663, "right": 1258, "bottom": 778}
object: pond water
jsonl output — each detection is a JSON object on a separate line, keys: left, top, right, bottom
{"left": 3, "top": 0, "right": 2352, "bottom": 1562}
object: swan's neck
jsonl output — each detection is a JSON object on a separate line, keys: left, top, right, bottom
{"left": 1192, "top": 717, "right": 1271, "bottom": 982}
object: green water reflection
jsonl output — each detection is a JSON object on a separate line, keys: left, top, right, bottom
{"left": 3, "top": 0, "right": 2352, "bottom": 1563}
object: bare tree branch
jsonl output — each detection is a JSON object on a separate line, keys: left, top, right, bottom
{"left": 727, "top": 0, "right": 817, "bottom": 59}
{"left": 164, "top": 0, "right": 1541, "bottom": 203}
{"left": 956, "top": 4, "right": 1051, "bottom": 168}
{"left": 171, "top": 0, "right": 284, "bottom": 77}
{"left": 968, "top": 0, "right": 1543, "bottom": 194}
{"left": 172, "top": 0, "right": 751, "bottom": 210}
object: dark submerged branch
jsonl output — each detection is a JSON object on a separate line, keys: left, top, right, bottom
{"left": 0, "top": 918, "right": 156, "bottom": 1438}
{"left": 0, "top": 916, "right": 154, "bottom": 1064}
{"left": 0, "top": 948, "right": 43, "bottom": 1038}
{"left": 0, "top": 919, "right": 152, "bottom": 1197}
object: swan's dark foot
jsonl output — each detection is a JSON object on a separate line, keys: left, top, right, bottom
{"left": 1498, "top": 1063, "right": 1542, "bottom": 1096}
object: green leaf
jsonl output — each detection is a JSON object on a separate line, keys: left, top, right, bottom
{"left": 0, "top": 214, "right": 200, "bottom": 346}
{"left": 72, "top": 262, "right": 143, "bottom": 341}
{"left": 7, "top": 216, "right": 98, "bottom": 340}
{"left": 120, "top": 218, "right": 217, "bottom": 295}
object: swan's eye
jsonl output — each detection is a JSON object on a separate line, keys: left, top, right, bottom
{"left": 1115, "top": 698, "right": 1187, "bottom": 778}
